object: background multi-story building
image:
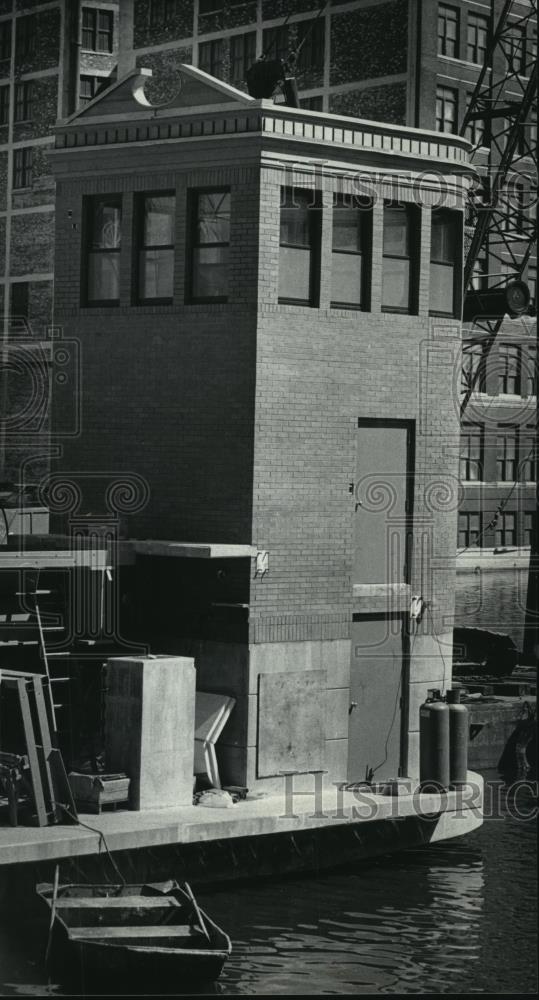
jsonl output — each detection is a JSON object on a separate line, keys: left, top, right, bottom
{"left": 1, "top": 0, "right": 537, "bottom": 561}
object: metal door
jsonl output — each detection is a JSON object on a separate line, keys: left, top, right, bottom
{"left": 353, "top": 421, "right": 413, "bottom": 585}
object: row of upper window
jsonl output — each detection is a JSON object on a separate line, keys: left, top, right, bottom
{"left": 438, "top": 4, "right": 537, "bottom": 72}
{"left": 458, "top": 510, "right": 536, "bottom": 549}
{"left": 0, "top": 8, "right": 114, "bottom": 62}
{"left": 462, "top": 341, "right": 537, "bottom": 397}
{"left": 80, "top": 188, "right": 462, "bottom": 318}
{"left": 435, "top": 84, "right": 537, "bottom": 152}
{"left": 460, "top": 423, "right": 536, "bottom": 482}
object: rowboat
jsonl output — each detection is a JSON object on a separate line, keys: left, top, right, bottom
{"left": 36, "top": 879, "right": 231, "bottom": 986}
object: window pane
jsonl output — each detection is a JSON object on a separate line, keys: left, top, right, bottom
{"left": 193, "top": 246, "right": 229, "bottom": 298}
{"left": 333, "top": 209, "right": 362, "bottom": 251}
{"left": 281, "top": 207, "right": 310, "bottom": 247}
{"left": 140, "top": 249, "right": 174, "bottom": 300}
{"left": 91, "top": 201, "right": 121, "bottom": 249}
{"left": 430, "top": 263, "right": 454, "bottom": 314}
{"left": 331, "top": 252, "right": 362, "bottom": 306}
{"left": 279, "top": 245, "right": 311, "bottom": 301}
{"left": 197, "top": 192, "right": 230, "bottom": 244}
{"left": 144, "top": 195, "right": 174, "bottom": 245}
{"left": 383, "top": 207, "right": 409, "bottom": 255}
{"left": 88, "top": 253, "right": 119, "bottom": 301}
{"left": 382, "top": 258, "right": 410, "bottom": 309}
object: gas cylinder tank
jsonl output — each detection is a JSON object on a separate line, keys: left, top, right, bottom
{"left": 419, "top": 689, "right": 450, "bottom": 789}
{"left": 447, "top": 687, "right": 469, "bottom": 786}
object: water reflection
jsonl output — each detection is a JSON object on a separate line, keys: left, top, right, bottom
{"left": 455, "top": 569, "right": 529, "bottom": 649}
{"left": 0, "top": 783, "right": 535, "bottom": 996}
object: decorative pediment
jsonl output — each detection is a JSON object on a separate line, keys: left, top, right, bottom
{"left": 65, "top": 65, "right": 256, "bottom": 123}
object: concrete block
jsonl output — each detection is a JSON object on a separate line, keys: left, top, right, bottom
{"left": 326, "top": 688, "right": 350, "bottom": 740}
{"left": 104, "top": 656, "right": 196, "bottom": 810}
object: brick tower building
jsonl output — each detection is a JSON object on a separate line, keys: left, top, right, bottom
{"left": 50, "top": 65, "right": 474, "bottom": 790}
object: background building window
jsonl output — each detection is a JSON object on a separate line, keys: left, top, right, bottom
{"left": 0, "top": 22, "right": 11, "bottom": 61}
{"left": 438, "top": 5, "right": 459, "bottom": 57}
{"left": 198, "top": 39, "right": 224, "bottom": 78}
{"left": 524, "top": 513, "right": 536, "bottom": 547}
{"left": 525, "top": 343, "right": 537, "bottom": 395}
{"left": 85, "top": 196, "right": 122, "bottom": 305}
{"left": 15, "top": 15, "right": 35, "bottom": 60}
{"left": 82, "top": 8, "right": 114, "bottom": 53}
{"left": 467, "top": 13, "right": 488, "bottom": 64}
{"left": 470, "top": 255, "right": 488, "bottom": 292}
{"left": 10, "top": 281, "right": 29, "bottom": 320}
{"left": 498, "top": 343, "right": 520, "bottom": 394}
{"left": 230, "top": 32, "right": 256, "bottom": 86}
{"left": 430, "top": 209, "right": 460, "bottom": 316}
{"left": 495, "top": 512, "right": 516, "bottom": 548}
{"left": 382, "top": 203, "right": 416, "bottom": 313}
{"left": 521, "top": 427, "right": 536, "bottom": 481}
{"left": 150, "top": 0, "right": 181, "bottom": 23}
{"left": 458, "top": 512, "right": 482, "bottom": 548}
{"left": 300, "top": 95, "right": 323, "bottom": 111}
{"left": 496, "top": 425, "right": 518, "bottom": 481}
{"left": 79, "top": 75, "right": 105, "bottom": 105}
{"left": 13, "top": 148, "right": 32, "bottom": 189}
{"left": 0, "top": 85, "right": 9, "bottom": 125}
{"left": 14, "top": 81, "right": 33, "bottom": 122}
{"left": 279, "top": 188, "right": 320, "bottom": 306}
{"left": 506, "top": 24, "right": 526, "bottom": 73}
{"left": 436, "top": 86, "right": 458, "bottom": 133}
{"left": 189, "top": 189, "right": 230, "bottom": 302}
{"left": 465, "top": 92, "right": 485, "bottom": 146}
{"left": 137, "top": 193, "right": 175, "bottom": 303}
{"left": 462, "top": 342, "right": 486, "bottom": 392}
{"left": 460, "top": 424, "right": 484, "bottom": 480}
{"left": 296, "top": 18, "right": 325, "bottom": 73}
{"left": 331, "top": 194, "right": 371, "bottom": 310}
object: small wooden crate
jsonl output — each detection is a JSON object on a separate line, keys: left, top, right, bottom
{"left": 68, "top": 772, "right": 130, "bottom": 814}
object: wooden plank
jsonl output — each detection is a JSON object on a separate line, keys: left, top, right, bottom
{"left": 257, "top": 670, "right": 326, "bottom": 778}
{"left": 68, "top": 925, "right": 196, "bottom": 939}
{"left": 54, "top": 896, "right": 179, "bottom": 909}
{"left": 133, "top": 541, "right": 257, "bottom": 559}
{"left": 16, "top": 678, "right": 48, "bottom": 826}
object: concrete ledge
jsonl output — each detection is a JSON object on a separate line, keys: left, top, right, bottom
{"left": 132, "top": 541, "right": 258, "bottom": 559}
{"left": 0, "top": 772, "right": 483, "bottom": 866}
{"left": 353, "top": 583, "right": 411, "bottom": 613}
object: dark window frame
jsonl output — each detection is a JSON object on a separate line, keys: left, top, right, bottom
{"left": 330, "top": 193, "right": 372, "bottom": 311}
{"left": 458, "top": 511, "right": 483, "bottom": 548}
{"left": 498, "top": 343, "right": 521, "bottom": 394}
{"left": 496, "top": 424, "right": 519, "bottom": 481}
{"left": 525, "top": 343, "right": 537, "bottom": 396}
{"left": 438, "top": 5, "right": 459, "bottom": 58}
{"left": 524, "top": 512, "right": 536, "bottom": 547}
{"left": 0, "top": 85, "right": 9, "bottom": 125}
{"left": 429, "top": 208, "right": 462, "bottom": 318}
{"left": 81, "top": 7, "right": 114, "bottom": 53}
{"left": 0, "top": 21, "right": 11, "bottom": 61}
{"left": 198, "top": 38, "right": 224, "bottom": 78}
{"left": 230, "top": 31, "right": 256, "bottom": 86}
{"left": 495, "top": 511, "right": 516, "bottom": 548}
{"left": 14, "top": 80, "right": 33, "bottom": 122}
{"left": 460, "top": 423, "right": 484, "bottom": 481}
{"left": 381, "top": 201, "right": 419, "bottom": 315}
{"left": 436, "top": 85, "right": 458, "bottom": 134}
{"left": 466, "top": 12, "right": 489, "bottom": 64}
{"left": 134, "top": 190, "right": 176, "bottom": 305}
{"left": 10, "top": 281, "right": 29, "bottom": 320}
{"left": 278, "top": 186, "right": 321, "bottom": 307}
{"left": 13, "top": 147, "right": 32, "bottom": 189}
{"left": 15, "top": 14, "right": 36, "bottom": 61}
{"left": 461, "top": 341, "right": 486, "bottom": 392}
{"left": 186, "top": 186, "right": 231, "bottom": 305}
{"left": 465, "top": 91, "right": 485, "bottom": 147}
{"left": 82, "top": 194, "right": 122, "bottom": 307}
{"left": 506, "top": 22, "right": 526, "bottom": 74}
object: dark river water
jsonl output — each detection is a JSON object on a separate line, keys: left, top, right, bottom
{"left": 0, "top": 571, "right": 536, "bottom": 996}
{"left": 0, "top": 775, "right": 536, "bottom": 996}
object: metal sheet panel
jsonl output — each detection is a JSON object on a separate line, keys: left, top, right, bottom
{"left": 257, "top": 670, "right": 326, "bottom": 778}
